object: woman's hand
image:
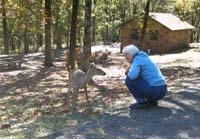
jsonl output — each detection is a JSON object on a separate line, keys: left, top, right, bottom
{"left": 125, "top": 66, "right": 130, "bottom": 76}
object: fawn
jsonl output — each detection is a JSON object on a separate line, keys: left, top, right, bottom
{"left": 67, "top": 63, "right": 106, "bottom": 112}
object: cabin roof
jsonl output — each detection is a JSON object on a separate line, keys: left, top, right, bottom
{"left": 149, "top": 13, "right": 195, "bottom": 31}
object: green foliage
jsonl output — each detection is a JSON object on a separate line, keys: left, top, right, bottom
{"left": 174, "top": 0, "right": 200, "bottom": 42}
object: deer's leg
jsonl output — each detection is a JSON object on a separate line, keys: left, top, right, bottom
{"left": 72, "top": 88, "right": 79, "bottom": 112}
{"left": 84, "top": 85, "right": 92, "bottom": 111}
{"left": 84, "top": 85, "right": 89, "bottom": 103}
{"left": 66, "top": 88, "right": 71, "bottom": 109}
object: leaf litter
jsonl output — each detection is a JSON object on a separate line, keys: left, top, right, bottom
{"left": 0, "top": 44, "right": 200, "bottom": 138}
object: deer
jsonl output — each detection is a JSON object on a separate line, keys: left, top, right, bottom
{"left": 67, "top": 63, "right": 106, "bottom": 112}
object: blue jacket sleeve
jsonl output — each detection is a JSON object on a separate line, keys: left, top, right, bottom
{"left": 127, "top": 62, "right": 140, "bottom": 80}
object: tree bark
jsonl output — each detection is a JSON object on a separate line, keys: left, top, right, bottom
{"left": 133, "top": 1, "right": 138, "bottom": 16}
{"left": 2, "top": 0, "right": 9, "bottom": 54}
{"left": 24, "top": 24, "right": 29, "bottom": 54}
{"left": 36, "top": 1, "right": 43, "bottom": 51}
{"left": 68, "top": 0, "right": 79, "bottom": 70}
{"left": 103, "top": 0, "right": 110, "bottom": 45}
{"left": 37, "top": 33, "right": 43, "bottom": 50}
{"left": 91, "top": 0, "right": 96, "bottom": 44}
{"left": 81, "top": 0, "right": 92, "bottom": 72}
{"left": 140, "top": 0, "right": 151, "bottom": 50}
{"left": 44, "top": 0, "right": 53, "bottom": 67}
{"left": 55, "top": 5, "right": 62, "bottom": 49}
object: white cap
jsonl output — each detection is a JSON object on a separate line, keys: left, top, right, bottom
{"left": 122, "top": 44, "right": 139, "bottom": 55}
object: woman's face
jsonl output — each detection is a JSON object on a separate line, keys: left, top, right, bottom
{"left": 124, "top": 53, "right": 134, "bottom": 63}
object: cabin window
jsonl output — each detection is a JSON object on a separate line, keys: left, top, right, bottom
{"left": 150, "top": 30, "right": 158, "bottom": 40}
{"left": 131, "top": 29, "right": 139, "bottom": 40}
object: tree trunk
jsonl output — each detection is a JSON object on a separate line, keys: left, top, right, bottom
{"left": 91, "top": 0, "right": 96, "bottom": 44}
{"left": 68, "top": 0, "right": 79, "bottom": 70}
{"left": 133, "top": 1, "right": 138, "bottom": 16}
{"left": 103, "top": 0, "right": 110, "bottom": 45}
{"left": 81, "top": 0, "right": 92, "bottom": 72}
{"left": 44, "top": 0, "right": 53, "bottom": 67}
{"left": 10, "top": 36, "right": 15, "bottom": 53}
{"left": 37, "top": 33, "right": 43, "bottom": 50}
{"left": 140, "top": 0, "right": 150, "bottom": 50}
{"left": 76, "top": 23, "right": 82, "bottom": 46}
{"left": 120, "top": 1, "right": 126, "bottom": 23}
{"left": 17, "top": 32, "right": 22, "bottom": 53}
{"left": 55, "top": 5, "right": 62, "bottom": 49}
{"left": 2, "top": 0, "right": 9, "bottom": 54}
{"left": 36, "top": 1, "right": 43, "bottom": 51}
{"left": 56, "top": 29, "right": 62, "bottom": 49}
{"left": 66, "top": 26, "right": 70, "bottom": 48}
{"left": 24, "top": 24, "right": 29, "bottom": 54}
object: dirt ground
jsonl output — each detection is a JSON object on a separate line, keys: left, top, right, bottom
{"left": 0, "top": 45, "right": 200, "bottom": 139}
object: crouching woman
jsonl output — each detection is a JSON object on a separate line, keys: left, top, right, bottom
{"left": 123, "top": 44, "right": 167, "bottom": 109}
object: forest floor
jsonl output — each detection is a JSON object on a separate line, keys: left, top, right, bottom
{"left": 0, "top": 44, "right": 200, "bottom": 139}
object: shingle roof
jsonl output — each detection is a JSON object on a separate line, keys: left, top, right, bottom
{"left": 149, "top": 13, "right": 195, "bottom": 31}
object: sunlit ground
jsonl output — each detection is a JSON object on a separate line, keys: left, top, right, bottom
{"left": 0, "top": 44, "right": 200, "bottom": 138}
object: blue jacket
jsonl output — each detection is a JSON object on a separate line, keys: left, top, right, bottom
{"left": 127, "top": 51, "right": 166, "bottom": 86}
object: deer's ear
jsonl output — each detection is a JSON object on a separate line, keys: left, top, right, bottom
{"left": 89, "top": 63, "right": 95, "bottom": 69}
{"left": 89, "top": 63, "right": 94, "bottom": 67}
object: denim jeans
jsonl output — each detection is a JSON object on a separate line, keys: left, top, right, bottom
{"left": 125, "top": 77, "right": 167, "bottom": 103}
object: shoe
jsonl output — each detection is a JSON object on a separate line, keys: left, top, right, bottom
{"left": 149, "top": 101, "right": 158, "bottom": 106}
{"left": 129, "top": 101, "right": 149, "bottom": 109}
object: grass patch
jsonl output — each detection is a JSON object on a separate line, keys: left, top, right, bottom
{"left": 0, "top": 112, "right": 101, "bottom": 139}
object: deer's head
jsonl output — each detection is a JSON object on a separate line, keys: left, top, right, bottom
{"left": 88, "top": 63, "right": 106, "bottom": 76}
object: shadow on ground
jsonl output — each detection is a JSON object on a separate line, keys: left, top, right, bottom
{"left": 60, "top": 89, "right": 200, "bottom": 139}
{"left": 58, "top": 63, "right": 200, "bottom": 139}
{"left": 1, "top": 48, "right": 200, "bottom": 139}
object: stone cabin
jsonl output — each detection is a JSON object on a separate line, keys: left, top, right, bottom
{"left": 120, "top": 13, "right": 195, "bottom": 54}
